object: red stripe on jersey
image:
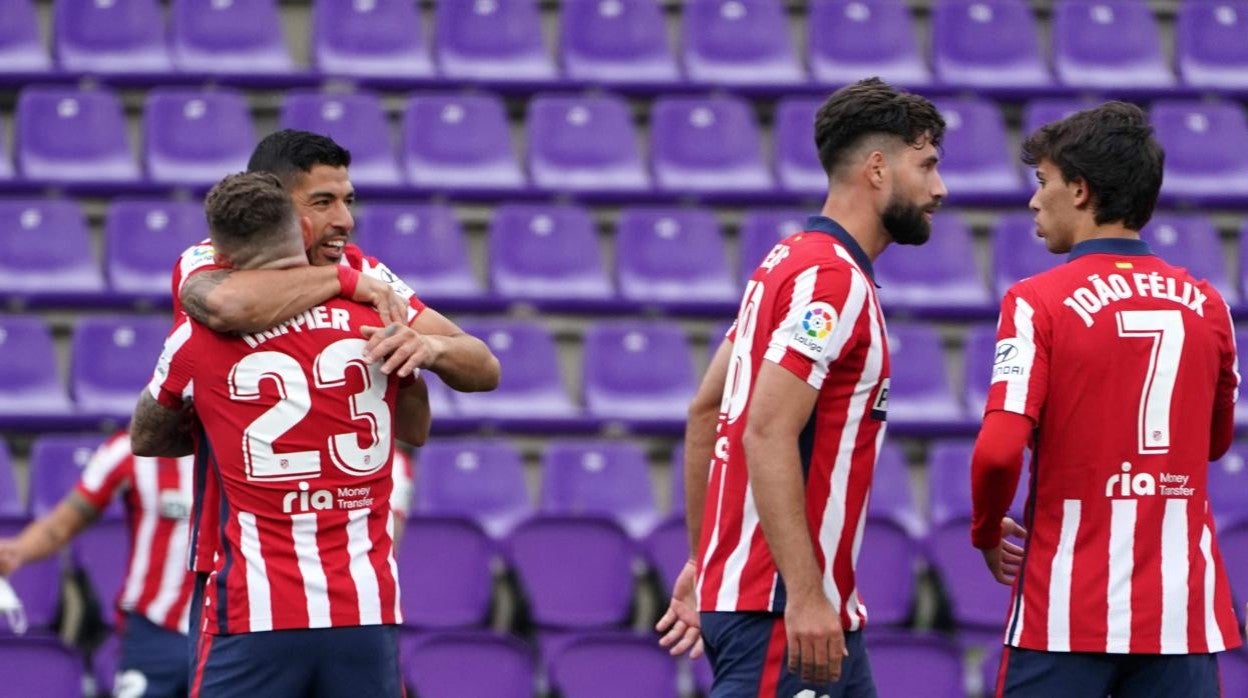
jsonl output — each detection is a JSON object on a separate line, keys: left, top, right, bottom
{"left": 757, "top": 616, "right": 786, "bottom": 698}
{"left": 190, "top": 632, "right": 214, "bottom": 698}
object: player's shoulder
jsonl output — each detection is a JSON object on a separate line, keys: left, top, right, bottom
{"left": 342, "top": 243, "right": 378, "bottom": 270}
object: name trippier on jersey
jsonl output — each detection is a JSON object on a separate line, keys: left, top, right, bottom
{"left": 1104, "top": 462, "right": 1196, "bottom": 498}
{"left": 242, "top": 305, "right": 352, "bottom": 349}
{"left": 1063, "top": 272, "right": 1208, "bottom": 327}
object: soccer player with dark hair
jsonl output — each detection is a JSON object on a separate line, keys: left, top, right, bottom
{"left": 971, "top": 102, "right": 1241, "bottom": 697}
{"left": 657, "top": 77, "right": 947, "bottom": 697}
{"left": 132, "top": 172, "right": 430, "bottom": 697}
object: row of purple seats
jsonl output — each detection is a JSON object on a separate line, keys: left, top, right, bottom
{"left": 3, "top": 0, "right": 1247, "bottom": 97}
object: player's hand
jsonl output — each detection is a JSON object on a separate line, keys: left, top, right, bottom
{"left": 352, "top": 276, "right": 408, "bottom": 327}
{"left": 360, "top": 323, "right": 442, "bottom": 378}
{"left": 655, "top": 559, "right": 704, "bottom": 659}
{"left": 0, "top": 539, "right": 24, "bottom": 576}
{"left": 784, "top": 589, "right": 847, "bottom": 684}
{"left": 982, "top": 517, "right": 1027, "bottom": 586}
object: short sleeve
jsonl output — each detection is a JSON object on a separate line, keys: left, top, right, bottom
{"left": 147, "top": 319, "right": 197, "bottom": 408}
{"left": 355, "top": 253, "right": 427, "bottom": 324}
{"left": 762, "top": 262, "right": 870, "bottom": 390}
{"left": 74, "top": 433, "right": 134, "bottom": 511}
{"left": 389, "top": 449, "right": 414, "bottom": 517}
{"left": 984, "top": 284, "right": 1050, "bottom": 421}
{"left": 171, "top": 240, "right": 224, "bottom": 301}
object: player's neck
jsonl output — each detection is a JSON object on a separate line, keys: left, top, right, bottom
{"left": 238, "top": 254, "right": 308, "bottom": 271}
{"left": 818, "top": 198, "right": 890, "bottom": 262}
{"left": 1072, "top": 222, "right": 1139, "bottom": 247}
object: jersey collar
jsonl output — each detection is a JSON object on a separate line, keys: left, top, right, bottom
{"left": 1067, "top": 237, "right": 1152, "bottom": 262}
{"left": 805, "top": 215, "right": 877, "bottom": 284}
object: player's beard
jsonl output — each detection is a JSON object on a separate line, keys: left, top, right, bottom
{"left": 881, "top": 195, "right": 932, "bottom": 246}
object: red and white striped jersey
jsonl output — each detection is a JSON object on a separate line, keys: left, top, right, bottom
{"left": 169, "top": 239, "right": 426, "bottom": 324}
{"left": 149, "top": 299, "right": 407, "bottom": 635}
{"left": 696, "top": 216, "right": 891, "bottom": 632}
{"left": 985, "top": 237, "right": 1241, "bottom": 654}
{"left": 76, "top": 431, "right": 195, "bottom": 634}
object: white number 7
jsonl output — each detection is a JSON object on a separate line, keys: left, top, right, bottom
{"left": 1116, "top": 309, "right": 1185, "bottom": 455}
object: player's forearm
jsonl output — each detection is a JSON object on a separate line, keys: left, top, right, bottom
{"left": 424, "top": 334, "right": 501, "bottom": 392}
{"left": 970, "top": 411, "right": 1032, "bottom": 549}
{"left": 181, "top": 266, "right": 341, "bottom": 333}
{"left": 394, "top": 377, "right": 432, "bottom": 446}
{"left": 130, "top": 391, "right": 195, "bottom": 457}
{"left": 14, "top": 496, "right": 95, "bottom": 564}
{"left": 683, "top": 339, "right": 732, "bottom": 557}
{"left": 744, "top": 428, "right": 825, "bottom": 602}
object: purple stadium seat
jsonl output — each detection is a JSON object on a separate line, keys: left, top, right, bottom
{"left": 0, "top": 637, "right": 82, "bottom": 692}
{"left": 668, "top": 445, "right": 686, "bottom": 518}
{"left": 93, "top": 630, "right": 120, "bottom": 695}
{"left": 885, "top": 324, "right": 964, "bottom": 425}
{"left": 0, "top": 520, "right": 62, "bottom": 631}
{"left": 807, "top": 0, "right": 929, "bottom": 87}
{"left": 353, "top": 204, "right": 483, "bottom": 306}
{"left": 404, "top": 631, "right": 536, "bottom": 698}
{"left": 488, "top": 203, "right": 614, "bottom": 307}
{"left": 401, "top": 93, "right": 524, "bottom": 191}
{"left": 526, "top": 93, "right": 649, "bottom": 193}
{"left": 0, "top": 438, "right": 20, "bottom": 518}
{"left": 991, "top": 212, "right": 1060, "bottom": 295}
{"left": 397, "top": 516, "right": 494, "bottom": 629}
{"left": 0, "top": 126, "right": 11, "bottom": 180}
{"left": 1222, "top": 649, "right": 1248, "bottom": 698}
{"left": 928, "top": 439, "right": 1028, "bottom": 528}
{"left": 1052, "top": 0, "right": 1175, "bottom": 89}
{"left": 0, "top": 317, "right": 71, "bottom": 421}
{"left": 875, "top": 214, "right": 991, "bottom": 315}
{"left": 645, "top": 517, "right": 687, "bottom": 592}
{"left": 16, "top": 86, "right": 139, "bottom": 184}
{"left": 280, "top": 92, "right": 401, "bottom": 187}
{"left": 0, "top": 0, "right": 50, "bottom": 72}
{"left": 932, "top": 97, "right": 1024, "bottom": 203}
{"left": 869, "top": 442, "right": 923, "bottom": 537}
{"left": 931, "top": 0, "right": 1051, "bottom": 90}
{"left": 72, "top": 519, "right": 129, "bottom": 622}
{"left": 311, "top": 0, "right": 433, "bottom": 79}
{"left": 28, "top": 434, "right": 112, "bottom": 518}
{"left": 451, "top": 319, "right": 580, "bottom": 423}
{"left": 856, "top": 519, "right": 919, "bottom": 625}
{"left": 507, "top": 515, "right": 636, "bottom": 629}
{"left": 582, "top": 321, "right": 697, "bottom": 429}
{"left": 867, "top": 631, "right": 966, "bottom": 698}
{"left": 1020, "top": 98, "right": 1096, "bottom": 138}
{"left": 71, "top": 315, "right": 168, "bottom": 419}
{"left": 170, "top": 0, "right": 292, "bottom": 74}
{"left": 963, "top": 324, "right": 998, "bottom": 416}
{"left": 1222, "top": 523, "right": 1248, "bottom": 619}
{"left": 414, "top": 440, "right": 533, "bottom": 540}
{"left": 650, "top": 95, "right": 772, "bottom": 194}
{"left": 1209, "top": 444, "right": 1248, "bottom": 530}
{"left": 54, "top": 0, "right": 171, "bottom": 74}
{"left": 541, "top": 441, "right": 660, "bottom": 539}
{"left": 0, "top": 200, "right": 105, "bottom": 300}
{"left": 616, "top": 207, "right": 736, "bottom": 311}
{"left": 1177, "top": 1, "right": 1248, "bottom": 90}
{"left": 549, "top": 633, "right": 680, "bottom": 698}
{"left": 1141, "top": 213, "right": 1236, "bottom": 304}
{"left": 559, "top": 0, "right": 678, "bottom": 84}
{"left": 681, "top": 0, "right": 804, "bottom": 86}
{"left": 434, "top": 0, "right": 555, "bottom": 81}
{"left": 144, "top": 88, "right": 256, "bottom": 187}
{"left": 981, "top": 643, "right": 1005, "bottom": 698}
{"left": 1151, "top": 101, "right": 1248, "bottom": 206}
{"left": 773, "top": 97, "right": 827, "bottom": 195}
{"left": 105, "top": 200, "right": 208, "bottom": 298}
{"left": 739, "top": 209, "right": 806, "bottom": 282}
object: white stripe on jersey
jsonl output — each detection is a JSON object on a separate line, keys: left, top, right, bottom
{"left": 1199, "top": 524, "right": 1225, "bottom": 652}
{"left": 80, "top": 437, "right": 131, "bottom": 494}
{"left": 346, "top": 509, "right": 382, "bottom": 625}
{"left": 385, "top": 511, "right": 402, "bottom": 623}
{"left": 1048, "top": 499, "right": 1081, "bottom": 651}
{"left": 1224, "top": 301, "right": 1240, "bottom": 402}
{"left": 808, "top": 249, "right": 869, "bottom": 389}
{"left": 764, "top": 265, "right": 818, "bottom": 366}
{"left": 143, "top": 458, "right": 192, "bottom": 627}
{"left": 1106, "top": 499, "right": 1137, "bottom": 653}
{"left": 1007, "top": 578, "right": 1026, "bottom": 646}
{"left": 1003, "top": 298, "right": 1037, "bottom": 414}
{"left": 148, "top": 321, "right": 194, "bottom": 401}
{"left": 120, "top": 460, "right": 159, "bottom": 610}
{"left": 1159, "top": 499, "right": 1189, "bottom": 653}
{"left": 238, "top": 512, "right": 272, "bottom": 632}
{"left": 698, "top": 461, "right": 729, "bottom": 591}
{"left": 291, "top": 513, "right": 332, "bottom": 628}
{"left": 715, "top": 481, "right": 759, "bottom": 610}
{"left": 844, "top": 495, "right": 871, "bottom": 630}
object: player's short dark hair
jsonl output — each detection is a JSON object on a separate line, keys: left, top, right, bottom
{"left": 247, "top": 129, "right": 352, "bottom": 188}
{"left": 1021, "top": 101, "right": 1164, "bottom": 231}
{"left": 814, "top": 77, "right": 946, "bottom": 176}
{"left": 204, "top": 172, "right": 296, "bottom": 258}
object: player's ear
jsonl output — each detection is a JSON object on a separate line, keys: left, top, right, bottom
{"left": 865, "top": 150, "right": 888, "bottom": 189}
{"left": 1071, "top": 177, "right": 1091, "bottom": 208}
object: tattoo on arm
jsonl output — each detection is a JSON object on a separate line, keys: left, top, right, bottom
{"left": 180, "top": 270, "right": 230, "bottom": 326}
{"left": 131, "top": 392, "right": 195, "bottom": 457}
{"left": 67, "top": 493, "right": 100, "bottom": 525}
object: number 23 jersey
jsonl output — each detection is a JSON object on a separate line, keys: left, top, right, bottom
{"left": 988, "top": 238, "right": 1241, "bottom": 654}
{"left": 149, "top": 299, "right": 404, "bottom": 635}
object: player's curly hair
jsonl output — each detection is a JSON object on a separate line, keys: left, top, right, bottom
{"left": 1021, "top": 101, "right": 1164, "bottom": 231}
{"left": 814, "top": 77, "right": 946, "bottom": 177}
{"left": 204, "top": 171, "right": 296, "bottom": 258}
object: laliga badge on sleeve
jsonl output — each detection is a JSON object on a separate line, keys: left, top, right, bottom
{"left": 0, "top": 576, "right": 28, "bottom": 635}
{"left": 789, "top": 301, "right": 838, "bottom": 360}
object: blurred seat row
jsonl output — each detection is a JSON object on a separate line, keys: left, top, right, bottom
{"left": 3, "top": 86, "right": 1248, "bottom": 206}
{"left": 3, "top": 0, "right": 1247, "bottom": 96}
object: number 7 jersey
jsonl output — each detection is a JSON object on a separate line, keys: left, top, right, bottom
{"left": 149, "top": 299, "right": 404, "bottom": 635}
{"left": 987, "top": 237, "right": 1241, "bottom": 654}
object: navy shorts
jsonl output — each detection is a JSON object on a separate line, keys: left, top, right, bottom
{"left": 114, "top": 612, "right": 189, "bottom": 698}
{"left": 190, "top": 624, "right": 402, "bottom": 698}
{"left": 701, "top": 611, "right": 876, "bottom": 698}
{"left": 993, "top": 645, "right": 1224, "bottom": 698}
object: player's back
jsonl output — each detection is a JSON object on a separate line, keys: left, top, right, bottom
{"left": 991, "top": 239, "right": 1240, "bottom": 654}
